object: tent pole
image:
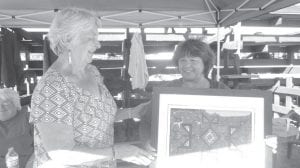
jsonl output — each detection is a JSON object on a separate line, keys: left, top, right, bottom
{"left": 216, "top": 24, "right": 221, "bottom": 82}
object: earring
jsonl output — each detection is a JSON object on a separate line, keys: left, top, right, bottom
{"left": 68, "top": 52, "right": 72, "bottom": 64}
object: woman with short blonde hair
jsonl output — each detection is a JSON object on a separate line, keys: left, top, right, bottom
{"left": 30, "top": 7, "right": 154, "bottom": 168}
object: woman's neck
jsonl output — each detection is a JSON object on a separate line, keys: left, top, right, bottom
{"left": 182, "top": 77, "right": 210, "bottom": 89}
{"left": 52, "top": 54, "right": 86, "bottom": 78}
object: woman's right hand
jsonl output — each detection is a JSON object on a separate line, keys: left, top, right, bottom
{"left": 114, "top": 144, "right": 156, "bottom": 166}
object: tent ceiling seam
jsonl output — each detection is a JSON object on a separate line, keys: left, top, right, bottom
{"left": 221, "top": 8, "right": 260, "bottom": 12}
{"left": 0, "top": 13, "right": 11, "bottom": 18}
{"left": 219, "top": 0, "right": 251, "bottom": 24}
{"left": 261, "top": 0, "right": 277, "bottom": 10}
{"left": 219, "top": 10, "right": 235, "bottom": 24}
{"left": 238, "top": 8, "right": 260, "bottom": 11}
{"left": 143, "top": 18, "right": 177, "bottom": 26}
{"left": 16, "top": 17, "right": 50, "bottom": 25}
{"left": 220, "top": 9, "right": 235, "bottom": 12}
{"left": 208, "top": 0, "right": 219, "bottom": 11}
{"left": 184, "top": 11, "right": 216, "bottom": 17}
{"left": 142, "top": 10, "right": 178, "bottom": 18}
{"left": 204, "top": 0, "right": 217, "bottom": 23}
{"left": 237, "top": 0, "right": 250, "bottom": 9}
{"left": 17, "top": 10, "right": 54, "bottom": 18}
{"left": 101, "top": 17, "right": 138, "bottom": 26}
{"left": 102, "top": 10, "right": 137, "bottom": 18}
{"left": 181, "top": 17, "right": 215, "bottom": 24}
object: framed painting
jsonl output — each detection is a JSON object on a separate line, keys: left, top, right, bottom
{"left": 150, "top": 87, "right": 272, "bottom": 168}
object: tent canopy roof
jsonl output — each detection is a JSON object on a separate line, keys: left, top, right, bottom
{"left": 0, "top": 0, "right": 299, "bottom": 28}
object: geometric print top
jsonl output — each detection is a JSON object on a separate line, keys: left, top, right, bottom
{"left": 29, "top": 64, "right": 117, "bottom": 168}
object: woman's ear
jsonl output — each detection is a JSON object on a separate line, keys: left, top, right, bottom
{"left": 63, "top": 34, "right": 74, "bottom": 48}
{"left": 64, "top": 39, "right": 72, "bottom": 50}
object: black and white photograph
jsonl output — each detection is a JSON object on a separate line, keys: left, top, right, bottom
{"left": 151, "top": 87, "right": 271, "bottom": 168}
{"left": 0, "top": 0, "right": 300, "bottom": 168}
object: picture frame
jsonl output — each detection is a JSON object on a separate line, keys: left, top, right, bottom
{"left": 150, "top": 87, "right": 272, "bottom": 168}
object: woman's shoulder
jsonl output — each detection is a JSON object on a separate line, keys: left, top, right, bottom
{"left": 209, "top": 80, "right": 229, "bottom": 89}
{"left": 38, "top": 68, "right": 65, "bottom": 85}
{"left": 32, "top": 68, "right": 69, "bottom": 98}
{"left": 163, "top": 78, "right": 183, "bottom": 87}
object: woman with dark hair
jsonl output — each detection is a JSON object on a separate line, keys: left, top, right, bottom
{"left": 139, "top": 39, "right": 228, "bottom": 150}
{"left": 169, "top": 39, "right": 227, "bottom": 89}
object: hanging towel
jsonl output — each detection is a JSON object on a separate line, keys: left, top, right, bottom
{"left": 128, "top": 33, "right": 149, "bottom": 90}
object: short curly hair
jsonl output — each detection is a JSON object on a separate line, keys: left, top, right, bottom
{"left": 173, "top": 39, "right": 216, "bottom": 78}
{"left": 0, "top": 88, "right": 21, "bottom": 110}
{"left": 48, "top": 7, "right": 101, "bottom": 56}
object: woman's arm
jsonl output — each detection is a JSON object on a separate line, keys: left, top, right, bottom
{"left": 115, "top": 101, "right": 151, "bottom": 121}
{"left": 37, "top": 122, "right": 113, "bottom": 166}
{"left": 37, "top": 122, "right": 155, "bottom": 166}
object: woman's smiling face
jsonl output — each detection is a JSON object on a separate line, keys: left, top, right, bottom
{"left": 178, "top": 56, "right": 205, "bottom": 81}
{"left": 69, "top": 26, "right": 100, "bottom": 67}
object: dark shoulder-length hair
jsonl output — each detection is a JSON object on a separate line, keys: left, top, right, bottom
{"left": 173, "top": 39, "right": 216, "bottom": 78}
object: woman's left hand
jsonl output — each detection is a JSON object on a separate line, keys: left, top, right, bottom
{"left": 114, "top": 143, "right": 156, "bottom": 166}
{"left": 115, "top": 101, "right": 151, "bottom": 121}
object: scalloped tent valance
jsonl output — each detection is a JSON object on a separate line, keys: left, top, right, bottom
{"left": 0, "top": 0, "right": 299, "bottom": 28}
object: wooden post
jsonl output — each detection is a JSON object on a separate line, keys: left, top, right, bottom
{"left": 273, "top": 80, "right": 280, "bottom": 107}
{"left": 216, "top": 24, "right": 221, "bottom": 81}
{"left": 285, "top": 77, "right": 293, "bottom": 108}
{"left": 121, "top": 28, "right": 131, "bottom": 108}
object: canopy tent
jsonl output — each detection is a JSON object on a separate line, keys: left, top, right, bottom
{"left": 0, "top": 0, "right": 299, "bottom": 28}
{"left": 0, "top": 0, "right": 299, "bottom": 82}
{"left": 243, "top": 3, "right": 300, "bottom": 27}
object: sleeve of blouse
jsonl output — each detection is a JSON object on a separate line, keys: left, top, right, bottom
{"left": 29, "top": 72, "right": 73, "bottom": 126}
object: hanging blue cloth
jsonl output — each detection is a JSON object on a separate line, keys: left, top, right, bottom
{"left": 0, "top": 28, "right": 23, "bottom": 88}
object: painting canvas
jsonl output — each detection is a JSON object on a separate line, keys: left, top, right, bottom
{"left": 150, "top": 87, "right": 272, "bottom": 168}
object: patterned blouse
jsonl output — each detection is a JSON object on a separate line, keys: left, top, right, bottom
{"left": 29, "top": 64, "right": 117, "bottom": 168}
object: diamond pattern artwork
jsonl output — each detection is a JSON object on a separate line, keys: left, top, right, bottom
{"left": 181, "top": 124, "right": 192, "bottom": 148}
{"left": 202, "top": 128, "right": 219, "bottom": 146}
{"left": 169, "top": 108, "right": 252, "bottom": 156}
{"left": 30, "top": 65, "right": 117, "bottom": 167}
